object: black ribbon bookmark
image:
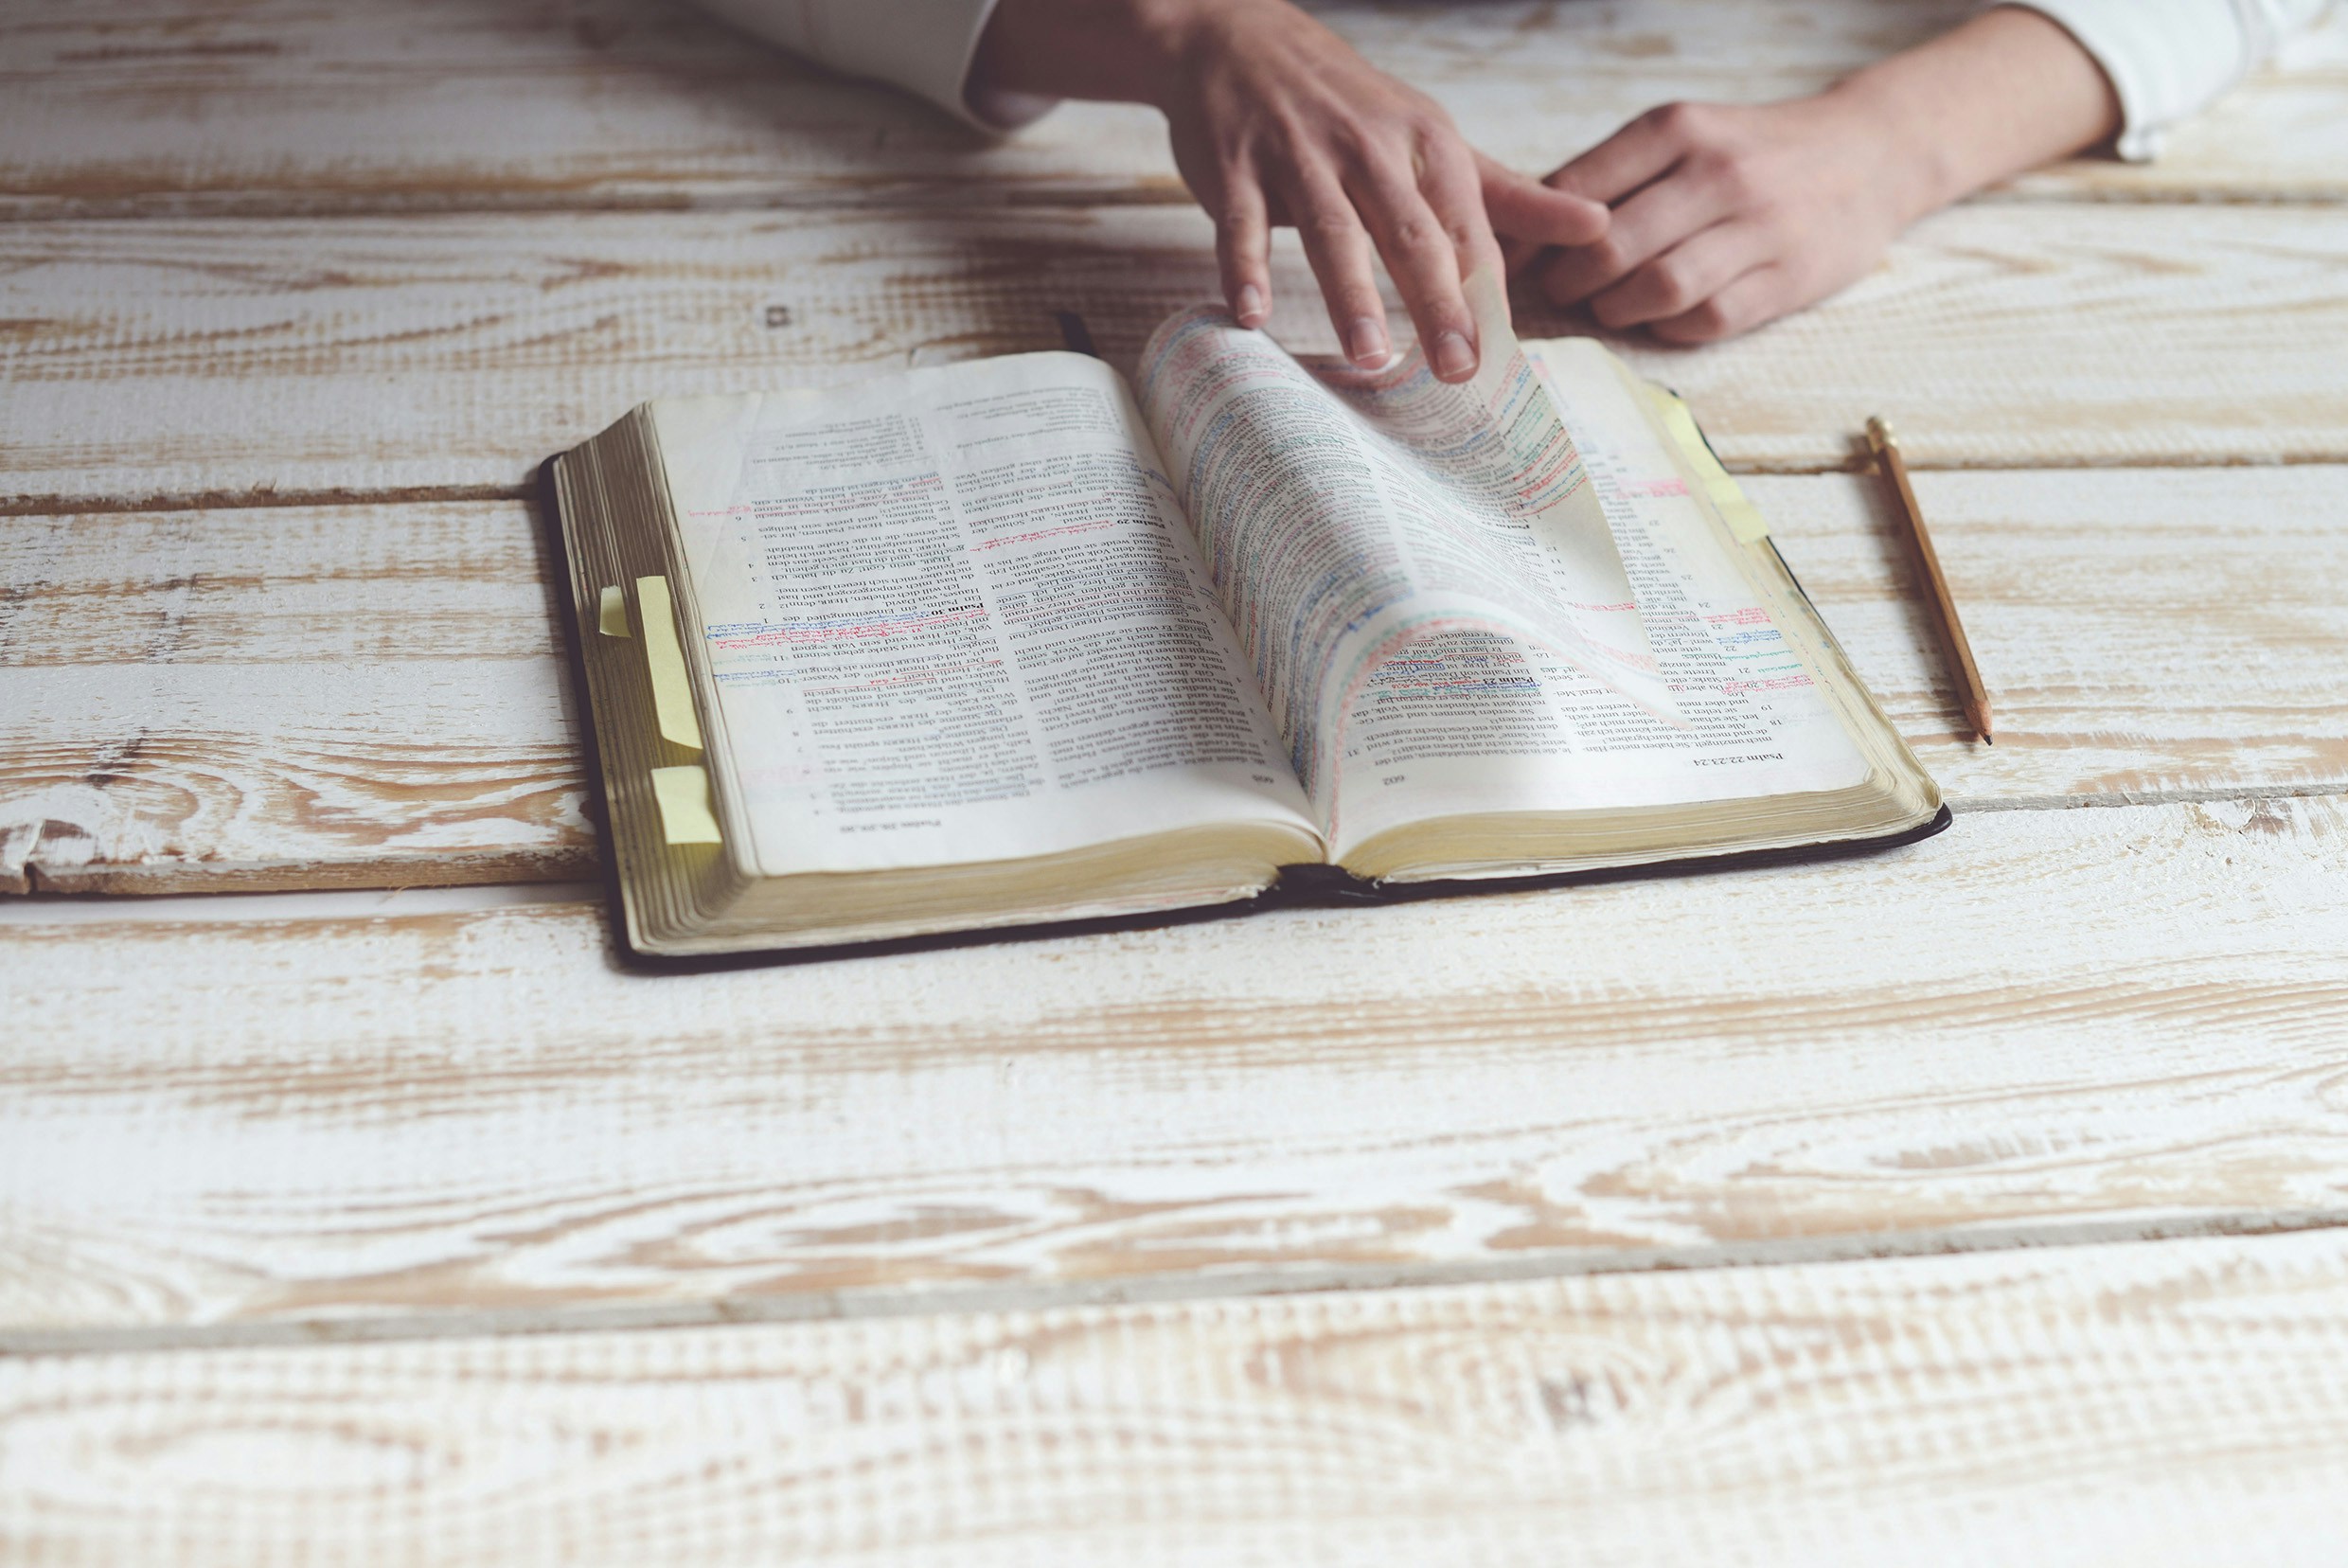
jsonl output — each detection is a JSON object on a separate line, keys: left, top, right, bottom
{"left": 1055, "top": 311, "right": 1099, "bottom": 359}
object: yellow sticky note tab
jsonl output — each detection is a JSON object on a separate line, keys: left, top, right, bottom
{"left": 633, "top": 575, "right": 704, "bottom": 753}
{"left": 597, "top": 584, "right": 630, "bottom": 638}
{"left": 649, "top": 764, "right": 722, "bottom": 846}
{"left": 1648, "top": 387, "right": 1770, "bottom": 544}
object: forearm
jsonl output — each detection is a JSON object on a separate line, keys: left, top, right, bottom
{"left": 1834, "top": 6, "right": 2124, "bottom": 220}
{"left": 970, "top": 0, "right": 1252, "bottom": 110}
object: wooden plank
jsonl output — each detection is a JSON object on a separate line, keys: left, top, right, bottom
{"left": 5, "top": 1229, "right": 2347, "bottom": 1563}
{"left": 1743, "top": 466, "right": 2348, "bottom": 793}
{"left": 3, "top": 0, "right": 2340, "bottom": 219}
{"left": 2, "top": 797, "right": 2344, "bottom": 1342}
{"left": 0, "top": 502, "right": 591, "bottom": 894}
{"left": 7, "top": 468, "right": 2341, "bottom": 893}
{"left": 4, "top": 203, "right": 2343, "bottom": 509}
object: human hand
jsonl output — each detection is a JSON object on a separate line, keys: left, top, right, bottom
{"left": 1522, "top": 92, "right": 1932, "bottom": 345}
{"left": 1516, "top": 7, "right": 2121, "bottom": 345}
{"left": 973, "top": 0, "right": 1609, "bottom": 381}
{"left": 1157, "top": 0, "right": 1610, "bottom": 377}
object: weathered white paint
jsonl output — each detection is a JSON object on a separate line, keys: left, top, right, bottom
{"left": 3, "top": 0, "right": 2340, "bottom": 219}
{"left": 2, "top": 798, "right": 2343, "bottom": 1341}
{"left": 0, "top": 502, "right": 590, "bottom": 893}
{"left": 5, "top": 5, "right": 2343, "bottom": 1557}
{"left": 8, "top": 470, "right": 2342, "bottom": 892}
{"left": 3, "top": 203, "right": 2346, "bottom": 506}
{"left": 4, "top": 1229, "right": 2345, "bottom": 1565}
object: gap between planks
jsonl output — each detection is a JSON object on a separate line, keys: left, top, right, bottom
{"left": 7, "top": 1206, "right": 2348, "bottom": 1361}
{"left": 3, "top": 186, "right": 2338, "bottom": 228}
{"left": 14, "top": 446, "right": 2348, "bottom": 521}
{"left": 0, "top": 484, "right": 526, "bottom": 520}
{"left": 6, "top": 775, "right": 2346, "bottom": 906}
{"left": 9, "top": 763, "right": 2348, "bottom": 917}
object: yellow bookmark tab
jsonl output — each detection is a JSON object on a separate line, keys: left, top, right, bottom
{"left": 596, "top": 584, "right": 630, "bottom": 638}
{"left": 1648, "top": 387, "right": 1770, "bottom": 544}
{"left": 649, "top": 764, "right": 722, "bottom": 846}
{"left": 633, "top": 575, "right": 704, "bottom": 753}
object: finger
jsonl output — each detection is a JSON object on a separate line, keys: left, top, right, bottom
{"left": 1425, "top": 143, "right": 1507, "bottom": 287}
{"left": 1349, "top": 168, "right": 1477, "bottom": 382}
{"left": 1480, "top": 152, "right": 1609, "bottom": 253}
{"left": 1215, "top": 168, "right": 1273, "bottom": 328}
{"left": 1283, "top": 166, "right": 1392, "bottom": 368}
{"left": 1647, "top": 264, "right": 1793, "bottom": 345}
{"left": 1542, "top": 101, "right": 1701, "bottom": 205}
{"left": 1587, "top": 218, "right": 1770, "bottom": 330}
{"left": 1419, "top": 142, "right": 1514, "bottom": 365}
{"left": 1538, "top": 165, "right": 1735, "bottom": 306}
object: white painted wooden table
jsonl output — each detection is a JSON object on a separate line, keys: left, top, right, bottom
{"left": 4, "top": 2, "right": 2346, "bottom": 1560}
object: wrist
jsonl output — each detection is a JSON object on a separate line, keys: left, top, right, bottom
{"left": 1124, "top": 0, "right": 1290, "bottom": 111}
{"left": 1820, "top": 8, "right": 2122, "bottom": 222}
{"left": 1821, "top": 66, "right": 1970, "bottom": 224}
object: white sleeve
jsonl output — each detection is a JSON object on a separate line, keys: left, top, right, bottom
{"left": 689, "top": 0, "right": 1057, "bottom": 133}
{"left": 1994, "top": 0, "right": 2337, "bottom": 159}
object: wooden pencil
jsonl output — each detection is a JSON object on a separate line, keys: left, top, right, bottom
{"left": 1866, "top": 417, "right": 1994, "bottom": 745}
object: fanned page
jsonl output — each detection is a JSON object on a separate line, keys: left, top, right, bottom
{"left": 1135, "top": 273, "right": 1674, "bottom": 835}
{"left": 1328, "top": 337, "right": 1889, "bottom": 873}
{"left": 646, "top": 353, "right": 1320, "bottom": 884}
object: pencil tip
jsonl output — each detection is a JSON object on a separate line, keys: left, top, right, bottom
{"left": 1980, "top": 732, "right": 1994, "bottom": 746}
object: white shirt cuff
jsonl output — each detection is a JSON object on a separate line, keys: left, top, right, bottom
{"left": 1995, "top": 0, "right": 2333, "bottom": 160}
{"left": 694, "top": 0, "right": 1058, "bottom": 134}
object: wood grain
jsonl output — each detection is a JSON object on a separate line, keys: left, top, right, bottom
{"left": 5, "top": 203, "right": 2343, "bottom": 510}
{"left": 1744, "top": 466, "right": 2348, "bottom": 793}
{"left": 4, "top": 8, "right": 2341, "bottom": 1557}
{"left": 3, "top": 0, "right": 2340, "bottom": 219}
{"left": 0, "top": 502, "right": 591, "bottom": 894}
{"left": 8, "top": 468, "right": 2340, "bottom": 893}
{"left": 5, "top": 1228, "right": 2347, "bottom": 1564}
{"left": 2, "top": 796, "right": 2344, "bottom": 1342}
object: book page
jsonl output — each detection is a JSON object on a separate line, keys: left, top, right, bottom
{"left": 1135, "top": 272, "right": 1672, "bottom": 826}
{"left": 1323, "top": 338, "right": 1874, "bottom": 860}
{"left": 648, "top": 353, "right": 1317, "bottom": 878}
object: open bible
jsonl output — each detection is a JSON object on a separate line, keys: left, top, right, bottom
{"left": 546, "top": 276, "right": 1941, "bottom": 961}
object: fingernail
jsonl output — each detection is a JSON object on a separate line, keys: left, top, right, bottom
{"left": 1234, "top": 284, "right": 1264, "bottom": 324}
{"left": 1432, "top": 330, "right": 1477, "bottom": 381}
{"left": 1347, "top": 316, "right": 1389, "bottom": 365}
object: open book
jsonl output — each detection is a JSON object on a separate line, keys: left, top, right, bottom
{"left": 546, "top": 276, "right": 1941, "bottom": 961}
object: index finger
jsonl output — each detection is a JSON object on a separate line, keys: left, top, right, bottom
{"left": 1483, "top": 151, "right": 1611, "bottom": 281}
{"left": 1542, "top": 106, "right": 1690, "bottom": 205}
{"left": 1480, "top": 152, "right": 1610, "bottom": 251}
{"left": 1281, "top": 163, "right": 1394, "bottom": 369}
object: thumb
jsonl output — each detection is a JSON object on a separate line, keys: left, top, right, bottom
{"left": 1479, "top": 153, "right": 1609, "bottom": 249}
